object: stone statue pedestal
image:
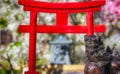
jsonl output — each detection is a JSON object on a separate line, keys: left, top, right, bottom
{"left": 84, "top": 35, "right": 120, "bottom": 74}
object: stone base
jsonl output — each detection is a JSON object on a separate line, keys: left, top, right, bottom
{"left": 24, "top": 71, "right": 39, "bottom": 74}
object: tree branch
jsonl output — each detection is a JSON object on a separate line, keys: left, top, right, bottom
{"left": 0, "top": 63, "right": 8, "bottom": 72}
{"left": 6, "top": 54, "right": 14, "bottom": 71}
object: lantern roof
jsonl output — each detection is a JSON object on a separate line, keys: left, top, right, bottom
{"left": 50, "top": 36, "right": 72, "bottom": 44}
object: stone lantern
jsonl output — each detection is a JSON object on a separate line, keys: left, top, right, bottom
{"left": 50, "top": 35, "right": 72, "bottom": 64}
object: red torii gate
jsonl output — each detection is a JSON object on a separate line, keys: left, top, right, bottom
{"left": 18, "top": 0, "right": 106, "bottom": 74}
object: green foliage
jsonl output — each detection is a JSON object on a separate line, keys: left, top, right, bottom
{"left": 0, "top": 69, "right": 6, "bottom": 74}
{"left": 13, "top": 69, "right": 22, "bottom": 74}
{"left": 79, "top": 41, "right": 85, "bottom": 45}
{"left": 38, "top": 69, "right": 43, "bottom": 74}
{"left": 1, "top": 60, "right": 11, "bottom": 70}
{"left": 10, "top": 42, "right": 22, "bottom": 50}
{"left": 15, "top": 13, "right": 24, "bottom": 21}
{"left": 16, "top": 28, "right": 21, "bottom": 34}
{"left": 0, "top": 50, "right": 5, "bottom": 55}
{"left": 36, "top": 57, "right": 49, "bottom": 65}
{"left": 3, "top": 0, "right": 11, "bottom": 4}
{"left": 0, "top": 17, "right": 8, "bottom": 28}
{"left": 10, "top": 45, "right": 14, "bottom": 50}
{"left": 113, "top": 43, "right": 117, "bottom": 47}
{"left": 0, "top": 69, "right": 21, "bottom": 74}
{"left": 5, "top": 9, "right": 11, "bottom": 16}
{"left": 80, "top": 13, "right": 85, "bottom": 16}
{"left": 14, "top": 42, "right": 22, "bottom": 47}
{"left": 36, "top": 57, "right": 42, "bottom": 65}
{"left": 18, "top": 58, "right": 24, "bottom": 65}
{"left": 52, "top": 0, "right": 57, "bottom": 2}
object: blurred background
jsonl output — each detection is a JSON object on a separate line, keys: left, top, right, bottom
{"left": 0, "top": 0, "right": 120, "bottom": 74}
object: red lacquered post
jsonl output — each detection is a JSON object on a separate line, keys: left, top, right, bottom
{"left": 17, "top": 1, "right": 106, "bottom": 74}
{"left": 86, "top": 12, "right": 93, "bottom": 35}
{"left": 56, "top": 13, "right": 68, "bottom": 26}
{"left": 25, "top": 11, "right": 39, "bottom": 74}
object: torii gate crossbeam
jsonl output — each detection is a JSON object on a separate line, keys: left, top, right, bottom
{"left": 18, "top": 0, "right": 106, "bottom": 74}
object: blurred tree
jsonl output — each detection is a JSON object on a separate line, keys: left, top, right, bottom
{"left": 0, "top": 17, "right": 8, "bottom": 28}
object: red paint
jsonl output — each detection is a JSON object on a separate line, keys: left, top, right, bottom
{"left": 18, "top": 25, "right": 105, "bottom": 33}
{"left": 18, "top": 0, "right": 106, "bottom": 74}
{"left": 18, "top": 0, "right": 105, "bottom": 9}
{"left": 28, "top": 11, "right": 37, "bottom": 72}
{"left": 24, "top": 6, "right": 101, "bottom": 13}
{"left": 56, "top": 13, "right": 68, "bottom": 26}
{"left": 86, "top": 12, "right": 93, "bottom": 35}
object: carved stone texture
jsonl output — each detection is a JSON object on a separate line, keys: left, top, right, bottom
{"left": 84, "top": 35, "right": 120, "bottom": 74}
{"left": 107, "top": 47, "right": 120, "bottom": 74}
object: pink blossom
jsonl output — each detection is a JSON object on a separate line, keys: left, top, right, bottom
{"left": 101, "top": 0, "right": 120, "bottom": 25}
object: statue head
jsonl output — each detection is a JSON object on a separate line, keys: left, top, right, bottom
{"left": 84, "top": 35, "right": 102, "bottom": 49}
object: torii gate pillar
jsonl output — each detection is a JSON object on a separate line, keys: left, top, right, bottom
{"left": 18, "top": 0, "right": 106, "bottom": 74}
{"left": 24, "top": 11, "right": 38, "bottom": 74}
